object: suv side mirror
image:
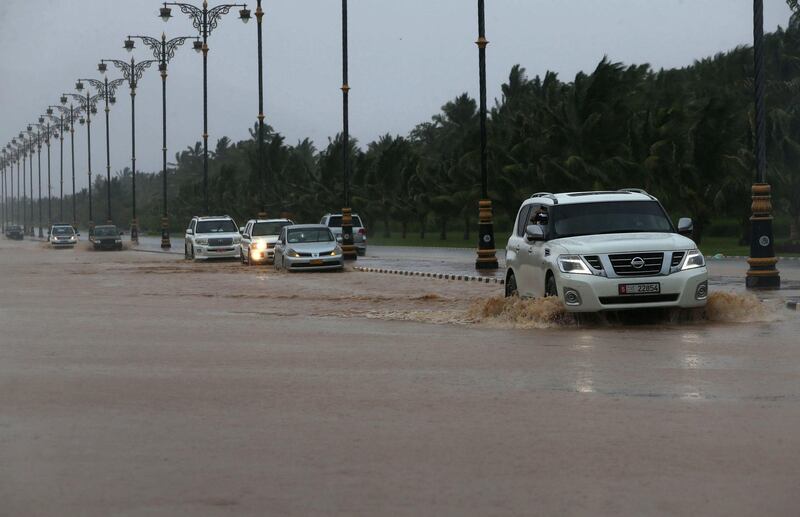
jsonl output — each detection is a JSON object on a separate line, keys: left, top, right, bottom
{"left": 186, "top": 229, "right": 194, "bottom": 235}
{"left": 677, "top": 218, "right": 693, "bottom": 236}
{"left": 525, "top": 225, "right": 545, "bottom": 242}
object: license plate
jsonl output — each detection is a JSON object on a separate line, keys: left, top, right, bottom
{"left": 619, "top": 282, "right": 660, "bottom": 295}
{"left": 310, "top": 259, "right": 324, "bottom": 266}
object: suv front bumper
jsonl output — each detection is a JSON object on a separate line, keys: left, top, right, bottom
{"left": 556, "top": 267, "right": 708, "bottom": 312}
{"left": 194, "top": 244, "right": 241, "bottom": 259}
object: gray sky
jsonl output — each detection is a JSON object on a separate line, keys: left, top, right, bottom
{"left": 0, "top": 0, "right": 794, "bottom": 192}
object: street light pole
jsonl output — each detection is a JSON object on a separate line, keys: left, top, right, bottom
{"left": 340, "top": 0, "right": 356, "bottom": 261}
{"left": 80, "top": 74, "right": 125, "bottom": 227}
{"left": 160, "top": 0, "right": 251, "bottom": 215}
{"left": 27, "top": 126, "right": 35, "bottom": 236}
{"left": 49, "top": 106, "right": 66, "bottom": 221}
{"left": 475, "top": 0, "right": 498, "bottom": 270}
{"left": 60, "top": 97, "right": 80, "bottom": 231}
{"left": 35, "top": 123, "right": 43, "bottom": 237}
{"left": 125, "top": 33, "right": 197, "bottom": 249}
{"left": 67, "top": 89, "right": 101, "bottom": 235}
{"left": 746, "top": 0, "right": 780, "bottom": 289}
{"left": 101, "top": 58, "right": 157, "bottom": 243}
{"left": 19, "top": 132, "right": 28, "bottom": 235}
{"left": 256, "top": 0, "right": 267, "bottom": 218}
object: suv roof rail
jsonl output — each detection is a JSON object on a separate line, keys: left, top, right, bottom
{"left": 530, "top": 192, "right": 559, "bottom": 204}
{"left": 618, "top": 188, "right": 655, "bottom": 199}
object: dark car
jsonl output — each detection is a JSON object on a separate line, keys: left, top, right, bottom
{"left": 90, "top": 225, "right": 123, "bottom": 250}
{"left": 5, "top": 225, "right": 24, "bottom": 240}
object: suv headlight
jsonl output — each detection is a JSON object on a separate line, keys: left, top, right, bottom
{"left": 557, "top": 255, "right": 592, "bottom": 275}
{"left": 255, "top": 240, "right": 268, "bottom": 251}
{"left": 196, "top": 238, "right": 208, "bottom": 245}
{"left": 681, "top": 249, "right": 705, "bottom": 270}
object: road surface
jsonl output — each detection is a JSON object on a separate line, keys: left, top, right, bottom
{"left": 1, "top": 237, "right": 800, "bottom": 516}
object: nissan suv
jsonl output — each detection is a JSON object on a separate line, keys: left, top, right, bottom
{"left": 184, "top": 216, "right": 242, "bottom": 260}
{"left": 240, "top": 218, "right": 294, "bottom": 265}
{"left": 320, "top": 213, "right": 367, "bottom": 256}
{"left": 505, "top": 190, "right": 708, "bottom": 312}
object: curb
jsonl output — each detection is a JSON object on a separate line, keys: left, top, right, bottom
{"left": 130, "top": 247, "right": 183, "bottom": 256}
{"left": 354, "top": 266, "right": 504, "bottom": 285}
{"left": 715, "top": 256, "right": 800, "bottom": 261}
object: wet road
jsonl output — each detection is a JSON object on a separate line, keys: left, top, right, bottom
{"left": 2, "top": 237, "right": 800, "bottom": 516}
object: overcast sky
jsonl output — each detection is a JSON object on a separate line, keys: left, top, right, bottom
{"left": 0, "top": 0, "right": 794, "bottom": 191}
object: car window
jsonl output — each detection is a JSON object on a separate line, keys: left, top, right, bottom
{"left": 551, "top": 201, "right": 673, "bottom": 239}
{"left": 516, "top": 205, "right": 533, "bottom": 237}
{"left": 252, "top": 221, "right": 292, "bottom": 236}
{"left": 286, "top": 229, "right": 335, "bottom": 244}
{"left": 190, "top": 220, "right": 196, "bottom": 232}
{"left": 196, "top": 220, "right": 237, "bottom": 234}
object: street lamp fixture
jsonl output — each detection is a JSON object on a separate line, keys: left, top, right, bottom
{"left": 124, "top": 38, "right": 136, "bottom": 51}
{"left": 126, "top": 32, "right": 198, "bottom": 249}
{"left": 162, "top": 0, "right": 250, "bottom": 214}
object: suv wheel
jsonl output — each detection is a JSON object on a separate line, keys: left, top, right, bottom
{"left": 184, "top": 243, "right": 190, "bottom": 260}
{"left": 505, "top": 272, "right": 519, "bottom": 298}
{"left": 545, "top": 273, "right": 558, "bottom": 298}
{"left": 190, "top": 244, "right": 196, "bottom": 261}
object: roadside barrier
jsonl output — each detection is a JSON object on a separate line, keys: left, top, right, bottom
{"left": 354, "top": 266, "right": 504, "bottom": 285}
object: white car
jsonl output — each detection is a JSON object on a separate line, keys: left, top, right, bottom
{"left": 505, "top": 190, "right": 708, "bottom": 312}
{"left": 49, "top": 224, "right": 78, "bottom": 248}
{"left": 273, "top": 224, "right": 344, "bottom": 272}
{"left": 240, "top": 218, "right": 294, "bottom": 265}
{"left": 184, "top": 216, "right": 242, "bottom": 260}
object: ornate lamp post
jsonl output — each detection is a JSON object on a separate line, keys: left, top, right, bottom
{"left": 100, "top": 58, "right": 157, "bottom": 243}
{"left": 66, "top": 89, "right": 101, "bottom": 234}
{"left": 474, "top": 0, "right": 498, "bottom": 270}
{"left": 42, "top": 110, "right": 59, "bottom": 231}
{"left": 18, "top": 132, "right": 29, "bottom": 235}
{"left": 255, "top": 0, "right": 266, "bottom": 218}
{"left": 48, "top": 105, "right": 66, "bottom": 221}
{"left": 124, "top": 33, "right": 198, "bottom": 248}
{"left": 1, "top": 150, "right": 6, "bottom": 232}
{"left": 8, "top": 142, "right": 17, "bottom": 226}
{"left": 79, "top": 71, "right": 125, "bottom": 228}
{"left": 25, "top": 126, "right": 36, "bottom": 236}
{"left": 339, "top": 0, "right": 356, "bottom": 261}
{"left": 59, "top": 95, "right": 81, "bottom": 231}
{"left": 160, "top": 0, "right": 251, "bottom": 214}
{"left": 34, "top": 122, "right": 44, "bottom": 237}
{"left": 746, "top": 0, "right": 780, "bottom": 289}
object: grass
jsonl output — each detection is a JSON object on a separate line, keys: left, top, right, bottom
{"left": 369, "top": 233, "right": 800, "bottom": 257}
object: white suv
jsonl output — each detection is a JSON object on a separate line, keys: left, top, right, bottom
{"left": 505, "top": 191, "right": 708, "bottom": 312}
{"left": 320, "top": 213, "right": 367, "bottom": 255}
{"left": 239, "top": 218, "right": 294, "bottom": 265}
{"left": 184, "top": 216, "right": 242, "bottom": 260}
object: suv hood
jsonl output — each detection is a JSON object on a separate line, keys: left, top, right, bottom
{"left": 553, "top": 232, "right": 697, "bottom": 255}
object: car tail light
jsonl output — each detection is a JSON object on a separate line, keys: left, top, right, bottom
{"left": 358, "top": 228, "right": 366, "bottom": 236}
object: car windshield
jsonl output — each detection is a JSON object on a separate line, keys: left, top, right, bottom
{"left": 94, "top": 227, "right": 118, "bottom": 237}
{"left": 196, "top": 220, "right": 237, "bottom": 234}
{"left": 52, "top": 226, "right": 74, "bottom": 236}
{"left": 252, "top": 222, "right": 291, "bottom": 237}
{"left": 326, "top": 215, "right": 363, "bottom": 228}
{"left": 550, "top": 201, "right": 674, "bottom": 239}
{"left": 286, "top": 228, "right": 334, "bottom": 244}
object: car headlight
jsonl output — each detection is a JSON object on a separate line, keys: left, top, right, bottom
{"left": 557, "top": 255, "right": 592, "bottom": 275}
{"left": 287, "top": 248, "right": 300, "bottom": 258}
{"left": 332, "top": 245, "right": 343, "bottom": 256}
{"left": 681, "top": 249, "right": 705, "bottom": 270}
{"left": 196, "top": 238, "right": 208, "bottom": 245}
{"left": 256, "top": 240, "right": 268, "bottom": 251}
{"left": 115, "top": 239, "right": 122, "bottom": 243}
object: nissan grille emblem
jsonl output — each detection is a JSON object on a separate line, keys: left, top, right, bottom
{"left": 631, "top": 257, "right": 645, "bottom": 269}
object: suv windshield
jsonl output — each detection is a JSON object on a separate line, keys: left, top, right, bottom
{"left": 94, "top": 227, "right": 118, "bottom": 237}
{"left": 52, "top": 226, "right": 75, "bottom": 236}
{"left": 287, "top": 228, "right": 334, "bottom": 244}
{"left": 326, "top": 215, "right": 363, "bottom": 228}
{"left": 196, "top": 220, "right": 237, "bottom": 234}
{"left": 253, "top": 221, "right": 291, "bottom": 237}
{"left": 550, "top": 201, "right": 674, "bottom": 239}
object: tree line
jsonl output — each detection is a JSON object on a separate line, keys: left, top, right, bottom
{"left": 57, "top": 13, "right": 800, "bottom": 246}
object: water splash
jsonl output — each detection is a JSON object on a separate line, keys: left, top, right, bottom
{"left": 466, "top": 296, "right": 574, "bottom": 329}
{"left": 704, "top": 291, "right": 783, "bottom": 323}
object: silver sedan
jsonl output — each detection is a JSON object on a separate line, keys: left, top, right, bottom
{"left": 273, "top": 225, "right": 344, "bottom": 272}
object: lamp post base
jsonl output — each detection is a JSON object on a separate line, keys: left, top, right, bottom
{"left": 130, "top": 219, "right": 139, "bottom": 244}
{"left": 341, "top": 207, "right": 357, "bottom": 261}
{"left": 746, "top": 184, "right": 780, "bottom": 290}
{"left": 475, "top": 199, "right": 499, "bottom": 270}
{"left": 160, "top": 217, "right": 171, "bottom": 249}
